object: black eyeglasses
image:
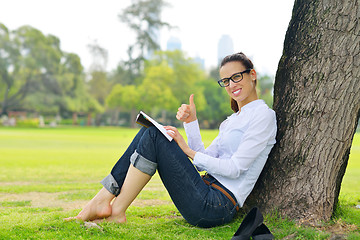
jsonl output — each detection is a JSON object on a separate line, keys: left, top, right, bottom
{"left": 217, "top": 69, "right": 252, "bottom": 87}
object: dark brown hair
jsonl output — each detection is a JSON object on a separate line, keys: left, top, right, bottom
{"left": 220, "top": 52, "right": 254, "bottom": 113}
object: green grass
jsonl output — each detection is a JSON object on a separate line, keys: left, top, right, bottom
{"left": 0, "top": 200, "right": 31, "bottom": 207}
{"left": 0, "top": 127, "right": 359, "bottom": 239}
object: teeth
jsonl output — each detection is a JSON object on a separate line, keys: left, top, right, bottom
{"left": 233, "top": 89, "right": 241, "bottom": 94}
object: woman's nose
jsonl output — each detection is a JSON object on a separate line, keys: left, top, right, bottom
{"left": 229, "top": 79, "right": 236, "bottom": 88}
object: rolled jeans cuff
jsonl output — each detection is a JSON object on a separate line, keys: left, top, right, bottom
{"left": 130, "top": 150, "right": 157, "bottom": 176}
{"left": 100, "top": 174, "right": 120, "bottom": 196}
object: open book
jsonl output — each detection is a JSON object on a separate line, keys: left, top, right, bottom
{"left": 135, "top": 111, "right": 173, "bottom": 141}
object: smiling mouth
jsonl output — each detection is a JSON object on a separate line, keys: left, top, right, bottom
{"left": 232, "top": 89, "right": 241, "bottom": 96}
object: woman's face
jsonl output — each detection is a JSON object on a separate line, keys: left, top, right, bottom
{"left": 219, "top": 61, "right": 258, "bottom": 109}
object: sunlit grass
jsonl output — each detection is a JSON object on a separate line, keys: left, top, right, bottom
{"left": 0, "top": 127, "right": 359, "bottom": 239}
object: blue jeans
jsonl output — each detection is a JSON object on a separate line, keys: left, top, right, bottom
{"left": 101, "top": 127, "right": 238, "bottom": 228}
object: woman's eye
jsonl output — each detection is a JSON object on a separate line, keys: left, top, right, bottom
{"left": 232, "top": 74, "right": 242, "bottom": 81}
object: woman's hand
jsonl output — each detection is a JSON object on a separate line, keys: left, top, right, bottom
{"left": 164, "top": 126, "right": 196, "bottom": 159}
{"left": 176, "top": 94, "right": 197, "bottom": 123}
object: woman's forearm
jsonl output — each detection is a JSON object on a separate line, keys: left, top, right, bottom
{"left": 182, "top": 145, "right": 196, "bottom": 160}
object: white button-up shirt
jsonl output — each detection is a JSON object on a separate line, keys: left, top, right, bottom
{"left": 184, "top": 99, "right": 277, "bottom": 207}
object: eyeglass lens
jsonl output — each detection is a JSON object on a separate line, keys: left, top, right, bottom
{"left": 220, "top": 73, "right": 243, "bottom": 87}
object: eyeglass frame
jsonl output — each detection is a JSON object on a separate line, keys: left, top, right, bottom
{"left": 217, "top": 69, "right": 252, "bottom": 87}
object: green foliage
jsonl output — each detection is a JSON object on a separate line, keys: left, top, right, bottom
{"left": 88, "top": 71, "right": 109, "bottom": 105}
{"left": 148, "top": 50, "right": 207, "bottom": 107}
{"left": 59, "top": 118, "right": 77, "bottom": 125}
{"left": 138, "top": 60, "right": 179, "bottom": 112}
{"left": 119, "top": 0, "right": 171, "bottom": 80}
{"left": 0, "top": 23, "right": 101, "bottom": 116}
{"left": 15, "top": 118, "right": 39, "bottom": 128}
{"left": 1, "top": 20, "right": 275, "bottom": 128}
{"left": 108, "top": 64, "right": 133, "bottom": 86}
{"left": 257, "top": 74, "right": 274, "bottom": 108}
{"left": 120, "top": 0, "right": 170, "bottom": 54}
{"left": 196, "top": 78, "right": 233, "bottom": 128}
{"left": 106, "top": 50, "right": 208, "bottom": 122}
{"left": 106, "top": 84, "right": 141, "bottom": 112}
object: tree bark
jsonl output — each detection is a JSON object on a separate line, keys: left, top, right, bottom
{"left": 245, "top": 0, "right": 360, "bottom": 222}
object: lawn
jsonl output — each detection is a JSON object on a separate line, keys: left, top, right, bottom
{"left": 0, "top": 127, "right": 359, "bottom": 239}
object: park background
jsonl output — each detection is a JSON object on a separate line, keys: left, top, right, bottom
{"left": 0, "top": 0, "right": 294, "bottom": 127}
{"left": 0, "top": 0, "right": 359, "bottom": 239}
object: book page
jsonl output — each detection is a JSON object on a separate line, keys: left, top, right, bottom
{"left": 138, "top": 111, "right": 173, "bottom": 141}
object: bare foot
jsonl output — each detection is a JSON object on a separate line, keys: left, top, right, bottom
{"left": 93, "top": 212, "right": 127, "bottom": 224}
{"left": 64, "top": 199, "right": 112, "bottom": 221}
{"left": 64, "top": 187, "right": 114, "bottom": 221}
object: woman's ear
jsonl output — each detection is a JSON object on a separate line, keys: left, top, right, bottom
{"left": 250, "top": 69, "right": 257, "bottom": 81}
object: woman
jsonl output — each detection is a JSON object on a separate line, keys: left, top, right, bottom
{"left": 65, "top": 52, "right": 277, "bottom": 228}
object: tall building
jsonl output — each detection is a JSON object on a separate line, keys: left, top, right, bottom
{"left": 166, "top": 36, "right": 182, "bottom": 51}
{"left": 217, "top": 34, "right": 234, "bottom": 65}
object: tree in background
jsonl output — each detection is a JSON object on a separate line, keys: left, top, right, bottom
{"left": 196, "top": 78, "right": 233, "bottom": 129}
{"left": 106, "top": 84, "right": 141, "bottom": 127}
{"left": 137, "top": 60, "right": 179, "bottom": 112}
{"left": 0, "top": 23, "right": 102, "bottom": 121}
{"left": 60, "top": 53, "right": 103, "bottom": 124}
{"left": 87, "top": 41, "right": 110, "bottom": 106}
{"left": 147, "top": 50, "right": 207, "bottom": 110}
{"left": 86, "top": 41, "right": 111, "bottom": 125}
{"left": 0, "top": 23, "right": 21, "bottom": 115}
{"left": 246, "top": 0, "right": 360, "bottom": 222}
{"left": 100, "top": 0, "right": 173, "bottom": 126}
{"left": 0, "top": 24, "right": 62, "bottom": 115}
{"left": 257, "top": 74, "right": 274, "bottom": 108}
{"left": 106, "top": 50, "right": 207, "bottom": 127}
{"left": 118, "top": 0, "right": 171, "bottom": 84}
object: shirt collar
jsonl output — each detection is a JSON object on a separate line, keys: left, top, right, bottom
{"left": 237, "top": 99, "right": 265, "bottom": 113}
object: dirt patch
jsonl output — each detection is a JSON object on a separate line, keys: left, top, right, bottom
{"left": 0, "top": 177, "right": 172, "bottom": 211}
{"left": 132, "top": 198, "right": 172, "bottom": 207}
{"left": 0, "top": 192, "right": 87, "bottom": 210}
{"left": 297, "top": 217, "right": 358, "bottom": 239}
{"left": 0, "top": 191, "right": 172, "bottom": 211}
{"left": 321, "top": 219, "right": 358, "bottom": 234}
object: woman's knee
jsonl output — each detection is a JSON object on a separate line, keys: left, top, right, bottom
{"left": 144, "top": 126, "right": 160, "bottom": 138}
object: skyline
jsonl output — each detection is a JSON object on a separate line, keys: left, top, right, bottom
{"left": 0, "top": 0, "right": 295, "bottom": 76}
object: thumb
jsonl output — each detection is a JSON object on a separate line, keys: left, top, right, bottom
{"left": 189, "top": 94, "right": 195, "bottom": 107}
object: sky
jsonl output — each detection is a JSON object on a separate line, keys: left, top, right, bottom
{"left": 0, "top": 0, "right": 295, "bottom": 76}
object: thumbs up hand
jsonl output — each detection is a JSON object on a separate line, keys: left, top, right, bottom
{"left": 176, "top": 94, "right": 197, "bottom": 123}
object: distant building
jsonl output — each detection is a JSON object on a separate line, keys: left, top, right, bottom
{"left": 193, "top": 56, "right": 205, "bottom": 69}
{"left": 217, "top": 34, "right": 234, "bottom": 65}
{"left": 167, "top": 36, "right": 182, "bottom": 51}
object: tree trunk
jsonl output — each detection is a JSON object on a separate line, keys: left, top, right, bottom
{"left": 72, "top": 112, "right": 78, "bottom": 125}
{"left": 87, "top": 112, "right": 92, "bottom": 126}
{"left": 111, "top": 108, "right": 120, "bottom": 126}
{"left": 245, "top": 0, "right": 360, "bottom": 222}
{"left": 1, "top": 87, "right": 9, "bottom": 116}
{"left": 130, "top": 109, "right": 138, "bottom": 128}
